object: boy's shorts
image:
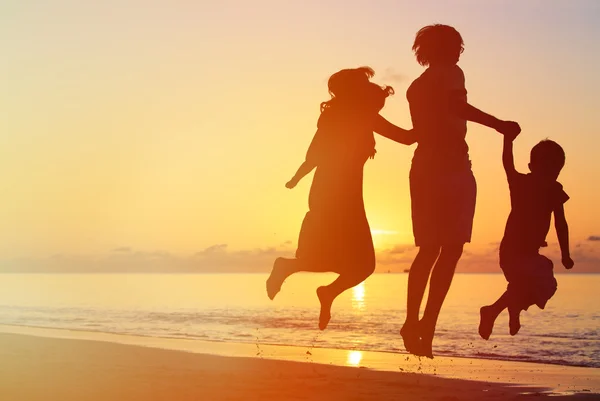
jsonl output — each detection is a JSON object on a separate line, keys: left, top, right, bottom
{"left": 500, "top": 253, "right": 557, "bottom": 310}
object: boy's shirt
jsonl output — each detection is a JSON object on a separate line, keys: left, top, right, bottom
{"left": 501, "top": 172, "right": 569, "bottom": 258}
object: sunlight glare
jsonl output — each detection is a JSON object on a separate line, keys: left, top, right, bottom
{"left": 346, "top": 350, "right": 363, "bottom": 366}
{"left": 352, "top": 282, "right": 366, "bottom": 310}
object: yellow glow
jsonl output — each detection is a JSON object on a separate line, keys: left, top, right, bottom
{"left": 352, "top": 282, "right": 366, "bottom": 310}
{"left": 346, "top": 350, "right": 363, "bottom": 367}
{"left": 1, "top": 1, "right": 598, "bottom": 273}
{"left": 370, "top": 229, "right": 399, "bottom": 236}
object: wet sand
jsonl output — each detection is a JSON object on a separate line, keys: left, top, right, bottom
{"left": 0, "top": 329, "right": 598, "bottom": 400}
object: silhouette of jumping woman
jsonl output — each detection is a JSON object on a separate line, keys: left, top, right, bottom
{"left": 401, "top": 24, "right": 521, "bottom": 357}
{"left": 267, "top": 67, "right": 416, "bottom": 330}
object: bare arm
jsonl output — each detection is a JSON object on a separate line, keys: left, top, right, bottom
{"left": 372, "top": 114, "right": 417, "bottom": 145}
{"left": 554, "top": 204, "right": 574, "bottom": 269}
{"left": 451, "top": 99, "right": 521, "bottom": 137}
{"left": 286, "top": 161, "right": 316, "bottom": 189}
{"left": 502, "top": 135, "right": 518, "bottom": 179}
{"left": 452, "top": 100, "right": 500, "bottom": 128}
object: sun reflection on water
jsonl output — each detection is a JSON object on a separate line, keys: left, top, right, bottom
{"left": 346, "top": 350, "right": 363, "bottom": 366}
{"left": 352, "top": 282, "right": 366, "bottom": 310}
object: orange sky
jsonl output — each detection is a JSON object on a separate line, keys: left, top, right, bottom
{"left": 2, "top": 1, "right": 599, "bottom": 272}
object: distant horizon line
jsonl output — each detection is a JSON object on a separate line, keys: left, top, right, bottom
{"left": 0, "top": 271, "right": 597, "bottom": 275}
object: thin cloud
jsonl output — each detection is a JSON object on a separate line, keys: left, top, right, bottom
{"left": 112, "top": 247, "right": 132, "bottom": 253}
{"left": 2, "top": 240, "right": 600, "bottom": 273}
{"left": 382, "top": 68, "right": 406, "bottom": 85}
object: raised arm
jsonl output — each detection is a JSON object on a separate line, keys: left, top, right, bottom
{"left": 502, "top": 135, "right": 518, "bottom": 179}
{"left": 371, "top": 114, "right": 417, "bottom": 145}
{"left": 554, "top": 204, "right": 574, "bottom": 269}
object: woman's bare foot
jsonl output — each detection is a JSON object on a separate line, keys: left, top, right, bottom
{"left": 415, "top": 321, "right": 434, "bottom": 359}
{"left": 316, "top": 286, "right": 333, "bottom": 330}
{"left": 266, "top": 258, "right": 288, "bottom": 300}
{"left": 509, "top": 307, "right": 521, "bottom": 336}
{"left": 400, "top": 322, "right": 420, "bottom": 355}
{"left": 479, "top": 306, "right": 497, "bottom": 340}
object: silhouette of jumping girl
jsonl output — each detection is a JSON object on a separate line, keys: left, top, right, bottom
{"left": 401, "top": 25, "right": 521, "bottom": 357}
{"left": 267, "top": 67, "right": 415, "bottom": 330}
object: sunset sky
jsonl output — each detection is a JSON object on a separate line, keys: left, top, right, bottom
{"left": 2, "top": 0, "right": 599, "bottom": 272}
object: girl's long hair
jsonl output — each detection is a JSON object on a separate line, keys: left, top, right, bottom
{"left": 320, "top": 67, "right": 393, "bottom": 113}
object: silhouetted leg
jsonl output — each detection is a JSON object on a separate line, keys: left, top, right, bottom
{"left": 316, "top": 262, "right": 375, "bottom": 330}
{"left": 419, "top": 244, "right": 464, "bottom": 358}
{"left": 508, "top": 305, "right": 521, "bottom": 335}
{"left": 401, "top": 245, "right": 440, "bottom": 354}
{"left": 479, "top": 291, "right": 509, "bottom": 340}
{"left": 508, "top": 291, "right": 525, "bottom": 336}
{"left": 267, "top": 257, "right": 329, "bottom": 300}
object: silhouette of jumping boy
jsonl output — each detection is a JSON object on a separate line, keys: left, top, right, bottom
{"left": 479, "top": 135, "right": 574, "bottom": 340}
{"left": 267, "top": 67, "right": 416, "bottom": 330}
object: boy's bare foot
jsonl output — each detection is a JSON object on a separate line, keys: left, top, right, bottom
{"left": 479, "top": 306, "right": 496, "bottom": 340}
{"left": 316, "top": 286, "right": 333, "bottom": 330}
{"left": 400, "top": 322, "right": 420, "bottom": 355}
{"left": 266, "top": 258, "right": 287, "bottom": 300}
{"left": 509, "top": 307, "right": 521, "bottom": 336}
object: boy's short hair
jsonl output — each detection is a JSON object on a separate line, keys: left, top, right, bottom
{"left": 530, "top": 140, "right": 565, "bottom": 173}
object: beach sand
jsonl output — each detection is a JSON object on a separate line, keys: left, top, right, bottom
{"left": 0, "top": 329, "right": 598, "bottom": 401}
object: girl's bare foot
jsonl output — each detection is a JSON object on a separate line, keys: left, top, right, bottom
{"left": 479, "top": 306, "right": 497, "bottom": 340}
{"left": 316, "top": 286, "right": 333, "bottom": 330}
{"left": 266, "top": 258, "right": 288, "bottom": 300}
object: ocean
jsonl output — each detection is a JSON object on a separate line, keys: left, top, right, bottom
{"left": 0, "top": 273, "right": 597, "bottom": 368}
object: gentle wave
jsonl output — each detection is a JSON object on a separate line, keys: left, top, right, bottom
{"left": 1, "top": 305, "right": 598, "bottom": 368}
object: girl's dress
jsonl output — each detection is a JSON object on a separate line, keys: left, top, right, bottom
{"left": 295, "top": 108, "right": 376, "bottom": 273}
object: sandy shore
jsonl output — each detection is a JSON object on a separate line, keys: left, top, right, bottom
{"left": 0, "top": 329, "right": 598, "bottom": 401}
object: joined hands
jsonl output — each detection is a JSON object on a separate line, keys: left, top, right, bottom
{"left": 496, "top": 120, "right": 521, "bottom": 141}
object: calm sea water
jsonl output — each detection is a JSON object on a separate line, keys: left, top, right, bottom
{"left": 0, "top": 273, "right": 597, "bottom": 368}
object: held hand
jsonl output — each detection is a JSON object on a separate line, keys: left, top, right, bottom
{"left": 496, "top": 120, "right": 521, "bottom": 141}
{"left": 405, "top": 129, "right": 418, "bottom": 145}
{"left": 562, "top": 256, "right": 574, "bottom": 270}
{"left": 285, "top": 179, "right": 298, "bottom": 189}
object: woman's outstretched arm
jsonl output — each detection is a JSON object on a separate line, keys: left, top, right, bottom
{"left": 450, "top": 96, "right": 521, "bottom": 137}
{"left": 372, "top": 114, "right": 417, "bottom": 145}
{"left": 445, "top": 66, "right": 520, "bottom": 137}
